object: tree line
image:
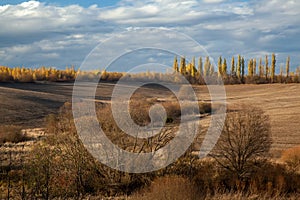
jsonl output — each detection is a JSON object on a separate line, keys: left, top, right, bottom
{"left": 173, "top": 54, "right": 299, "bottom": 84}
{"left": 0, "top": 66, "right": 77, "bottom": 82}
{"left": 0, "top": 54, "right": 299, "bottom": 84}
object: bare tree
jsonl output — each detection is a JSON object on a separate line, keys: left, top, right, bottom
{"left": 211, "top": 106, "right": 271, "bottom": 180}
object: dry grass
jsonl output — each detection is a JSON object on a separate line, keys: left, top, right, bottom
{"left": 129, "top": 173, "right": 300, "bottom": 200}
{"left": 281, "top": 146, "right": 300, "bottom": 173}
{"left": 202, "top": 193, "right": 300, "bottom": 200}
{"left": 0, "top": 125, "right": 28, "bottom": 144}
{"left": 130, "top": 176, "right": 199, "bottom": 200}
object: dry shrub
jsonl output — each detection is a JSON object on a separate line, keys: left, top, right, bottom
{"left": 161, "top": 157, "right": 220, "bottom": 196}
{"left": 37, "top": 102, "right": 153, "bottom": 198}
{"left": 26, "top": 133, "right": 150, "bottom": 199}
{"left": 129, "top": 98, "right": 211, "bottom": 127}
{"left": 199, "top": 102, "right": 211, "bottom": 114}
{"left": 129, "top": 99, "right": 152, "bottom": 126}
{"left": 131, "top": 176, "right": 199, "bottom": 200}
{"left": 129, "top": 98, "right": 184, "bottom": 126}
{"left": 202, "top": 192, "right": 300, "bottom": 200}
{"left": 190, "top": 159, "right": 300, "bottom": 197}
{"left": 96, "top": 101, "right": 176, "bottom": 154}
{"left": 162, "top": 101, "right": 181, "bottom": 122}
{"left": 145, "top": 156, "right": 300, "bottom": 199}
{"left": 281, "top": 146, "right": 300, "bottom": 173}
{"left": 0, "top": 125, "right": 28, "bottom": 144}
{"left": 191, "top": 159, "right": 221, "bottom": 195}
{"left": 27, "top": 101, "right": 300, "bottom": 199}
{"left": 247, "top": 161, "right": 300, "bottom": 196}
{"left": 162, "top": 100, "right": 211, "bottom": 117}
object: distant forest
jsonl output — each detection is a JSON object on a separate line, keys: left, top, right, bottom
{"left": 0, "top": 54, "right": 299, "bottom": 84}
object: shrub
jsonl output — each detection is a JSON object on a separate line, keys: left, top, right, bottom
{"left": 162, "top": 101, "right": 181, "bottom": 121}
{"left": 199, "top": 102, "right": 211, "bottom": 114}
{"left": 247, "top": 161, "right": 300, "bottom": 195}
{"left": 38, "top": 102, "right": 153, "bottom": 198}
{"left": 129, "top": 100, "right": 152, "bottom": 126}
{"left": 191, "top": 159, "right": 300, "bottom": 197}
{"left": 0, "top": 125, "right": 27, "bottom": 144}
{"left": 131, "top": 176, "right": 199, "bottom": 200}
{"left": 281, "top": 146, "right": 300, "bottom": 173}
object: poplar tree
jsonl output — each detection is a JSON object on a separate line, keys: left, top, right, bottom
{"left": 209, "top": 63, "right": 215, "bottom": 76}
{"left": 179, "top": 56, "right": 186, "bottom": 75}
{"left": 265, "top": 55, "right": 269, "bottom": 80}
{"left": 280, "top": 64, "right": 283, "bottom": 83}
{"left": 222, "top": 58, "right": 227, "bottom": 77}
{"left": 237, "top": 55, "right": 241, "bottom": 79}
{"left": 218, "top": 56, "right": 222, "bottom": 77}
{"left": 173, "top": 56, "right": 179, "bottom": 72}
{"left": 253, "top": 59, "right": 257, "bottom": 75}
{"left": 231, "top": 56, "right": 235, "bottom": 75}
{"left": 241, "top": 57, "right": 245, "bottom": 82}
{"left": 191, "top": 56, "right": 196, "bottom": 77}
{"left": 286, "top": 56, "right": 290, "bottom": 78}
{"left": 248, "top": 59, "right": 253, "bottom": 78}
{"left": 259, "top": 57, "right": 264, "bottom": 77}
{"left": 198, "top": 57, "right": 203, "bottom": 76}
{"left": 271, "top": 53, "right": 276, "bottom": 83}
{"left": 204, "top": 56, "right": 210, "bottom": 77}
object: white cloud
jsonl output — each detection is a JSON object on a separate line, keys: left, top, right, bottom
{"left": 202, "top": 0, "right": 225, "bottom": 3}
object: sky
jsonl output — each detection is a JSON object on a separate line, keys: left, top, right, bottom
{"left": 0, "top": 0, "right": 299, "bottom": 72}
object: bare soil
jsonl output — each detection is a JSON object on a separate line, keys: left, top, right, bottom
{"left": 1, "top": 82, "right": 299, "bottom": 157}
{"left": 0, "top": 82, "right": 172, "bottom": 127}
{"left": 194, "top": 84, "right": 300, "bottom": 157}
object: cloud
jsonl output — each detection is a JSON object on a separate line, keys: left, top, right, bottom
{"left": 0, "top": 0, "right": 118, "bottom": 67}
{"left": 202, "top": 0, "right": 225, "bottom": 3}
{"left": 98, "top": 0, "right": 205, "bottom": 26}
{"left": 0, "top": 0, "right": 300, "bottom": 70}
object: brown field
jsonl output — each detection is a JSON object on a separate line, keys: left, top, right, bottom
{"left": 0, "top": 82, "right": 300, "bottom": 157}
{"left": 194, "top": 84, "right": 300, "bottom": 157}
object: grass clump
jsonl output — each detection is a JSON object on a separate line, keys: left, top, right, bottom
{"left": 0, "top": 125, "right": 28, "bottom": 144}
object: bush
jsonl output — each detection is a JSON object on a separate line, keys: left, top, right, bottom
{"left": 0, "top": 125, "right": 27, "bottom": 144}
{"left": 131, "top": 176, "right": 199, "bottom": 200}
{"left": 37, "top": 102, "right": 153, "bottom": 198}
{"left": 247, "top": 161, "right": 300, "bottom": 195}
{"left": 191, "top": 159, "right": 300, "bottom": 197}
{"left": 199, "top": 102, "right": 211, "bottom": 114}
{"left": 281, "top": 146, "right": 300, "bottom": 173}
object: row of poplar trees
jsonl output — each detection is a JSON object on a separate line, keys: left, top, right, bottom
{"left": 173, "top": 54, "right": 292, "bottom": 84}
{"left": 0, "top": 66, "right": 77, "bottom": 82}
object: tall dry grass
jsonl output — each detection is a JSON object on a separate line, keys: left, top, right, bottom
{"left": 281, "top": 146, "right": 300, "bottom": 173}
{"left": 0, "top": 125, "right": 28, "bottom": 144}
